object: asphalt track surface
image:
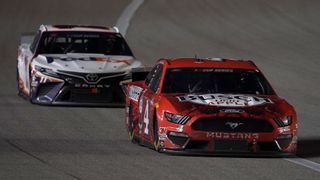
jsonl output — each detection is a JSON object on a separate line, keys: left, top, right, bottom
{"left": 0, "top": 0, "right": 320, "bottom": 179}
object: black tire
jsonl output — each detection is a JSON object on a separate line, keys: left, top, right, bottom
{"left": 16, "top": 66, "right": 22, "bottom": 96}
{"left": 153, "top": 112, "right": 160, "bottom": 151}
{"left": 128, "top": 102, "right": 138, "bottom": 143}
{"left": 28, "top": 71, "right": 35, "bottom": 104}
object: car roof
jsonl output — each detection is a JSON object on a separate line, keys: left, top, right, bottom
{"left": 39, "top": 24, "right": 119, "bottom": 33}
{"left": 159, "top": 57, "right": 258, "bottom": 70}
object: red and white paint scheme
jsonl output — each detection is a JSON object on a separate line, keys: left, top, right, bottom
{"left": 122, "top": 58, "right": 297, "bottom": 155}
{"left": 17, "top": 25, "right": 142, "bottom": 105}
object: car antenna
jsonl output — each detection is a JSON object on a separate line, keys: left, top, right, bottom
{"left": 195, "top": 54, "right": 202, "bottom": 62}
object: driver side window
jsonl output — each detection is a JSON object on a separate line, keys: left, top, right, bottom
{"left": 30, "top": 30, "right": 41, "bottom": 53}
{"left": 145, "top": 64, "right": 163, "bottom": 93}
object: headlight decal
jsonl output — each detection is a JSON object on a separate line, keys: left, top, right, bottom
{"left": 35, "top": 65, "right": 59, "bottom": 78}
{"left": 274, "top": 116, "right": 292, "bottom": 127}
{"left": 164, "top": 112, "right": 191, "bottom": 125}
{"left": 33, "top": 65, "right": 63, "bottom": 83}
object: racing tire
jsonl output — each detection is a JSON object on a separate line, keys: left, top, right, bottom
{"left": 128, "top": 102, "right": 138, "bottom": 143}
{"left": 153, "top": 112, "right": 161, "bottom": 152}
{"left": 16, "top": 66, "right": 23, "bottom": 96}
{"left": 28, "top": 71, "right": 35, "bottom": 104}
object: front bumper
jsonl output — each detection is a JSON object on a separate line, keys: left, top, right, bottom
{"left": 160, "top": 148, "right": 295, "bottom": 157}
{"left": 30, "top": 70, "right": 126, "bottom": 106}
{"left": 158, "top": 123, "right": 297, "bottom": 155}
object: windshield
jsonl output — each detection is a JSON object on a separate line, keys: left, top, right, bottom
{"left": 162, "top": 68, "right": 275, "bottom": 95}
{"left": 37, "top": 31, "right": 133, "bottom": 56}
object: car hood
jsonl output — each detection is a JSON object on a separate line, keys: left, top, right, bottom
{"left": 32, "top": 53, "right": 142, "bottom": 73}
{"left": 161, "top": 93, "right": 292, "bottom": 117}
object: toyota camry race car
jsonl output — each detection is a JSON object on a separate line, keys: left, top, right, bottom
{"left": 123, "top": 57, "right": 297, "bottom": 155}
{"left": 17, "top": 25, "right": 141, "bottom": 105}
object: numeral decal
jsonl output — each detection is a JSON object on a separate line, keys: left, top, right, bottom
{"left": 143, "top": 100, "right": 149, "bottom": 135}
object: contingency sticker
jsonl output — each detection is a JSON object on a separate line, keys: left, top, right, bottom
{"left": 177, "top": 94, "right": 272, "bottom": 107}
{"left": 129, "top": 85, "right": 143, "bottom": 102}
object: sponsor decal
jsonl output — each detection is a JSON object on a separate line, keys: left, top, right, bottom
{"left": 159, "top": 127, "right": 166, "bottom": 134}
{"left": 159, "top": 127, "right": 167, "bottom": 140}
{"left": 177, "top": 94, "right": 272, "bottom": 107}
{"left": 225, "top": 122, "right": 244, "bottom": 129}
{"left": 129, "top": 85, "right": 143, "bottom": 102}
{"left": 74, "top": 84, "right": 110, "bottom": 88}
{"left": 206, "top": 132, "right": 259, "bottom": 140}
{"left": 46, "top": 56, "right": 130, "bottom": 65}
{"left": 159, "top": 134, "right": 167, "bottom": 140}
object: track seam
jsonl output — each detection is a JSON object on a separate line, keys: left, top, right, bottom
{"left": 5, "top": 139, "right": 82, "bottom": 180}
{"left": 116, "top": 0, "right": 144, "bottom": 36}
{"left": 285, "top": 157, "right": 320, "bottom": 173}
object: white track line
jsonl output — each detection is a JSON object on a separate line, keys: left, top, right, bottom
{"left": 115, "top": 0, "right": 320, "bottom": 174}
{"left": 116, "top": 0, "right": 144, "bottom": 36}
{"left": 285, "top": 157, "right": 320, "bottom": 173}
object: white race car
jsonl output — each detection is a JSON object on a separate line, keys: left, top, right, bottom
{"left": 17, "top": 25, "right": 142, "bottom": 105}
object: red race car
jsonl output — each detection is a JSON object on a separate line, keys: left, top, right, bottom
{"left": 122, "top": 57, "right": 297, "bottom": 155}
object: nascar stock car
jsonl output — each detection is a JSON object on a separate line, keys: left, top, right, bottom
{"left": 17, "top": 25, "right": 141, "bottom": 105}
{"left": 122, "top": 57, "right": 297, "bottom": 155}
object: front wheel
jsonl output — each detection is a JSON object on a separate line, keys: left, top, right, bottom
{"left": 16, "top": 67, "right": 23, "bottom": 96}
{"left": 28, "top": 71, "right": 35, "bottom": 104}
{"left": 128, "top": 103, "right": 138, "bottom": 143}
{"left": 153, "top": 114, "right": 161, "bottom": 152}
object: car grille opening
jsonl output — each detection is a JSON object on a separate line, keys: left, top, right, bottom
{"left": 55, "top": 86, "right": 123, "bottom": 103}
{"left": 167, "top": 134, "right": 189, "bottom": 146}
{"left": 257, "top": 142, "right": 279, "bottom": 151}
{"left": 192, "top": 117, "right": 274, "bottom": 133}
{"left": 185, "top": 140, "right": 209, "bottom": 150}
{"left": 53, "top": 72, "right": 125, "bottom": 104}
{"left": 214, "top": 139, "right": 249, "bottom": 152}
{"left": 37, "top": 83, "right": 56, "bottom": 96}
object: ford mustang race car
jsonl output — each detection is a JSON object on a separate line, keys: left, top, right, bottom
{"left": 17, "top": 25, "right": 141, "bottom": 105}
{"left": 123, "top": 57, "right": 297, "bottom": 155}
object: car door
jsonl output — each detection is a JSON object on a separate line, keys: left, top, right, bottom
{"left": 138, "top": 64, "right": 163, "bottom": 143}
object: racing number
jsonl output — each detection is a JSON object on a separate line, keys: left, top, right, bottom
{"left": 143, "top": 100, "right": 149, "bottom": 135}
